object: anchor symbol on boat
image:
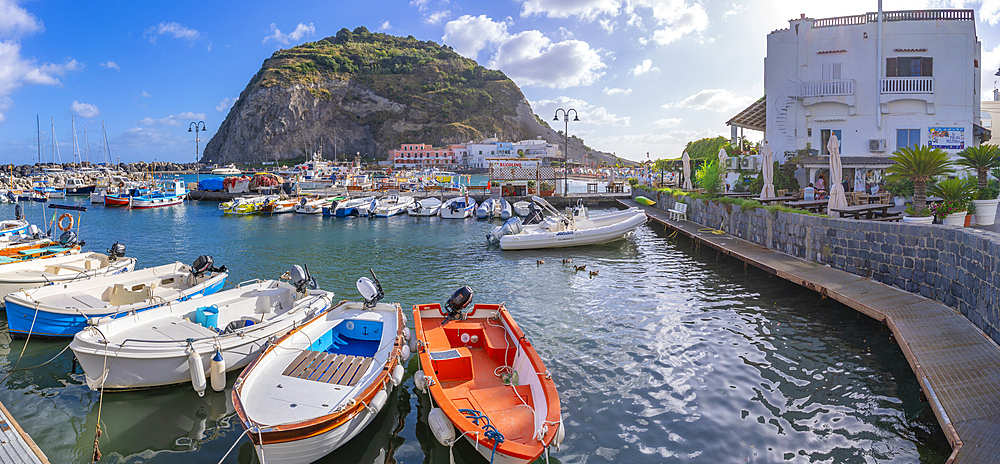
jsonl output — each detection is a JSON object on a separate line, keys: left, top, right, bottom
{"left": 363, "top": 326, "right": 369, "bottom": 336}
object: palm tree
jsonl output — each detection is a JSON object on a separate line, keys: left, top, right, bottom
{"left": 955, "top": 144, "right": 1000, "bottom": 196}
{"left": 886, "top": 145, "right": 954, "bottom": 212}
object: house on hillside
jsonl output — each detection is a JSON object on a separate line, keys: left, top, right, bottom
{"left": 728, "top": 9, "right": 991, "bottom": 188}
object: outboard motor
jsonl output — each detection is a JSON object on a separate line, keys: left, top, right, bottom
{"left": 356, "top": 269, "right": 384, "bottom": 309}
{"left": 107, "top": 241, "right": 126, "bottom": 261}
{"left": 289, "top": 264, "right": 318, "bottom": 294}
{"left": 299, "top": 197, "right": 308, "bottom": 207}
{"left": 443, "top": 286, "right": 474, "bottom": 323}
{"left": 59, "top": 230, "right": 78, "bottom": 246}
{"left": 6, "top": 192, "right": 15, "bottom": 204}
{"left": 191, "top": 255, "right": 227, "bottom": 278}
{"left": 523, "top": 204, "right": 543, "bottom": 225}
{"left": 28, "top": 224, "right": 42, "bottom": 239}
{"left": 14, "top": 203, "right": 22, "bottom": 220}
{"left": 486, "top": 217, "right": 522, "bottom": 246}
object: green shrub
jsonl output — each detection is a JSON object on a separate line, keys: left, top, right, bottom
{"left": 694, "top": 160, "right": 722, "bottom": 197}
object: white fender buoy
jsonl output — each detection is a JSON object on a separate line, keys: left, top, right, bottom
{"left": 391, "top": 363, "right": 404, "bottom": 386}
{"left": 428, "top": 407, "right": 456, "bottom": 446}
{"left": 403, "top": 327, "right": 412, "bottom": 342}
{"left": 187, "top": 349, "right": 207, "bottom": 397}
{"left": 554, "top": 416, "right": 566, "bottom": 451}
{"left": 370, "top": 389, "right": 388, "bottom": 413}
{"left": 401, "top": 344, "right": 411, "bottom": 362}
{"left": 414, "top": 370, "right": 427, "bottom": 393}
{"left": 402, "top": 312, "right": 408, "bottom": 325}
{"left": 408, "top": 337, "right": 417, "bottom": 356}
{"left": 210, "top": 349, "right": 226, "bottom": 392}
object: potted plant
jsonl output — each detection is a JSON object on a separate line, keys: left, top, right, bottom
{"left": 902, "top": 205, "right": 934, "bottom": 224}
{"left": 693, "top": 160, "right": 722, "bottom": 197}
{"left": 887, "top": 145, "right": 954, "bottom": 220}
{"left": 955, "top": 144, "right": 1000, "bottom": 225}
{"left": 527, "top": 180, "right": 536, "bottom": 194}
{"left": 928, "top": 178, "right": 976, "bottom": 226}
{"left": 539, "top": 181, "right": 555, "bottom": 197}
{"left": 884, "top": 178, "right": 913, "bottom": 207}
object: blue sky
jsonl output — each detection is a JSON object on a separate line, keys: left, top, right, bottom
{"left": 1, "top": 0, "right": 998, "bottom": 164}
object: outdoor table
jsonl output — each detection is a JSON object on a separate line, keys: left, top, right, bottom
{"left": 829, "top": 203, "right": 893, "bottom": 219}
{"left": 720, "top": 192, "right": 757, "bottom": 198}
{"left": 784, "top": 199, "right": 828, "bottom": 213}
{"left": 757, "top": 196, "right": 798, "bottom": 204}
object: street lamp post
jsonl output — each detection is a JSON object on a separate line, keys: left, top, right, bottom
{"left": 553, "top": 108, "right": 578, "bottom": 197}
{"left": 189, "top": 121, "right": 207, "bottom": 181}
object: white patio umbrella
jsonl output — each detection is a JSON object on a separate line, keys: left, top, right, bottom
{"left": 717, "top": 148, "right": 729, "bottom": 191}
{"left": 826, "top": 133, "right": 848, "bottom": 217}
{"left": 759, "top": 142, "right": 776, "bottom": 199}
{"left": 682, "top": 151, "right": 693, "bottom": 190}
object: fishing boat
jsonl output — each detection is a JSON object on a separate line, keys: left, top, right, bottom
{"left": 232, "top": 270, "right": 406, "bottom": 464}
{"left": 0, "top": 231, "right": 80, "bottom": 261}
{"left": 64, "top": 177, "right": 97, "bottom": 196}
{"left": 476, "top": 197, "right": 512, "bottom": 220}
{"left": 130, "top": 179, "right": 186, "bottom": 209}
{"left": 371, "top": 194, "right": 414, "bottom": 217}
{"left": 70, "top": 266, "right": 331, "bottom": 394}
{"left": 329, "top": 196, "right": 376, "bottom": 217}
{"left": 440, "top": 195, "right": 477, "bottom": 219}
{"left": 0, "top": 242, "right": 136, "bottom": 298}
{"left": 220, "top": 195, "right": 271, "bottom": 215}
{"left": 294, "top": 196, "right": 342, "bottom": 215}
{"left": 408, "top": 197, "right": 442, "bottom": 216}
{"left": 0, "top": 217, "right": 29, "bottom": 238}
{"left": 212, "top": 164, "right": 242, "bottom": 176}
{"left": 413, "top": 288, "right": 564, "bottom": 464}
{"left": 34, "top": 183, "right": 66, "bottom": 199}
{"left": 487, "top": 197, "right": 648, "bottom": 250}
{"left": 512, "top": 201, "right": 531, "bottom": 216}
{"left": 260, "top": 196, "right": 298, "bottom": 214}
{"left": 4, "top": 255, "right": 228, "bottom": 338}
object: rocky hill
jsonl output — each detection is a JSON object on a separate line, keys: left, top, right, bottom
{"left": 202, "top": 27, "right": 612, "bottom": 166}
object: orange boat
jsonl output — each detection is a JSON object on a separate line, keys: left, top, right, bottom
{"left": 0, "top": 239, "right": 79, "bottom": 263}
{"left": 413, "top": 288, "right": 564, "bottom": 464}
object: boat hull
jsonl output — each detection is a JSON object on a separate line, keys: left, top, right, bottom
{"left": 130, "top": 195, "right": 184, "bottom": 209}
{"left": 65, "top": 185, "right": 97, "bottom": 196}
{"left": 5, "top": 274, "right": 226, "bottom": 338}
{"left": 251, "top": 405, "right": 385, "bottom": 464}
{"left": 499, "top": 210, "right": 648, "bottom": 250}
{"left": 104, "top": 194, "right": 131, "bottom": 206}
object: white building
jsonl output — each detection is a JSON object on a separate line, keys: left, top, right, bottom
{"left": 731, "top": 9, "right": 990, "bottom": 186}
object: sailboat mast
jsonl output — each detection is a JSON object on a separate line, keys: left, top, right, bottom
{"left": 51, "top": 117, "right": 63, "bottom": 165}
{"left": 84, "top": 125, "right": 90, "bottom": 164}
{"left": 36, "top": 115, "right": 41, "bottom": 166}
{"left": 72, "top": 116, "right": 80, "bottom": 164}
{"left": 102, "top": 121, "right": 112, "bottom": 166}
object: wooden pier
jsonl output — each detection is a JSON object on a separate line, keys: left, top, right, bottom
{"left": 623, "top": 199, "right": 1000, "bottom": 464}
{"left": 0, "top": 400, "right": 49, "bottom": 463}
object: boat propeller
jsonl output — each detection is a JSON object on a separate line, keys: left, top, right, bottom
{"left": 443, "top": 286, "right": 474, "bottom": 324}
{"left": 289, "top": 264, "right": 318, "bottom": 293}
{"left": 357, "top": 269, "right": 384, "bottom": 309}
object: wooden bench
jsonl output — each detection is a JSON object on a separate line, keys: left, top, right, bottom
{"left": 282, "top": 351, "right": 374, "bottom": 386}
{"left": 871, "top": 215, "right": 902, "bottom": 222}
{"left": 668, "top": 202, "right": 688, "bottom": 221}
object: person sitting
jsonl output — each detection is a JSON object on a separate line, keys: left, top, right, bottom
{"left": 804, "top": 183, "right": 816, "bottom": 201}
{"left": 814, "top": 176, "right": 827, "bottom": 199}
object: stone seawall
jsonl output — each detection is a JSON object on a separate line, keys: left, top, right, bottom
{"left": 638, "top": 188, "right": 1000, "bottom": 344}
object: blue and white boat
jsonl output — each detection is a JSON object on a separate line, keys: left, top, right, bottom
{"left": 0, "top": 218, "right": 29, "bottom": 238}
{"left": 440, "top": 195, "right": 477, "bottom": 219}
{"left": 328, "top": 196, "right": 375, "bottom": 217}
{"left": 3, "top": 256, "right": 228, "bottom": 338}
{"left": 130, "top": 179, "right": 186, "bottom": 209}
{"left": 34, "top": 183, "right": 66, "bottom": 199}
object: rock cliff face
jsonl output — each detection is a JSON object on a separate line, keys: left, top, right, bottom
{"left": 202, "top": 27, "right": 611, "bottom": 165}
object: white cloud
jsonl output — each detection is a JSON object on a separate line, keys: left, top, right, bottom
{"left": 650, "top": 4, "right": 708, "bottom": 45}
{"left": 216, "top": 97, "right": 235, "bottom": 112}
{"left": 442, "top": 15, "right": 510, "bottom": 58}
{"left": 410, "top": 0, "right": 429, "bottom": 12}
{"left": 0, "top": 0, "right": 43, "bottom": 37}
{"left": 100, "top": 61, "right": 120, "bottom": 71}
{"left": 141, "top": 90, "right": 151, "bottom": 98}
{"left": 140, "top": 111, "right": 207, "bottom": 127}
{"left": 664, "top": 88, "right": 756, "bottom": 112}
{"left": 425, "top": 11, "right": 451, "bottom": 24}
{"left": 71, "top": 101, "right": 99, "bottom": 118}
{"left": 598, "top": 19, "right": 616, "bottom": 33}
{"left": 531, "top": 96, "right": 630, "bottom": 127}
{"left": 119, "top": 127, "right": 176, "bottom": 147}
{"left": 0, "top": 26, "right": 81, "bottom": 120}
{"left": 144, "top": 22, "right": 200, "bottom": 43}
{"left": 603, "top": 87, "right": 632, "bottom": 95}
{"left": 654, "top": 118, "right": 682, "bottom": 128}
{"left": 628, "top": 59, "right": 659, "bottom": 75}
{"left": 378, "top": 21, "right": 392, "bottom": 31}
{"left": 263, "top": 22, "right": 315, "bottom": 45}
{"left": 722, "top": 3, "right": 749, "bottom": 20}
{"left": 982, "top": 0, "right": 1000, "bottom": 25}
{"left": 520, "top": 0, "right": 621, "bottom": 20}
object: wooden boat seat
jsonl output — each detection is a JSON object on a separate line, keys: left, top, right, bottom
{"left": 281, "top": 351, "right": 374, "bottom": 386}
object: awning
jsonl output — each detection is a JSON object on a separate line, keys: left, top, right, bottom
{"left": 799, "top": 156, "right": 893, "bottom": 169}
{"left": 974, "top": 123, "right": 992, "bottom": 143}
{"left": 726, "top": 96, "right": 766, "bottom": 132}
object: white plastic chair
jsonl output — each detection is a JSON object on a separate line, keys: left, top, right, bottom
{"left": 668, "top": 202, "right": 688, "bottom": 221}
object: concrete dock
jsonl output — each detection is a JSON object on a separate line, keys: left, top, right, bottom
{"left": 622, "top": 198, "right": 1000, "bottom": 464}
{"left": 0, "top": 401, "right": 48, "bottom": 463}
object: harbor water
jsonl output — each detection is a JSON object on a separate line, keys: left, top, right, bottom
{"left": 0, "top": 198, "right": 949, "bottom": 463}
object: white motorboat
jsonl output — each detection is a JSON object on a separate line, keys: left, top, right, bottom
{"left": 221, "top": 195, "right": 271, "bottom": 215}
{"left": 330, "top": 196, "right": 376, "bottom": 217}
{"left": 232, "top": 271, "right": 406, "bottom": 464}
{"left": 475, "top": 197, "right": 512, "bottom": 220}
{"left": 371, "top": 194, "right": 414, "bottom": 217}
{"left": 0, "top": 243, "right": 136, "bottom": 298}
{"left": 513, "top": 200, "right": 531, "bottom": 216}
{"left": 440, "top": 195, "right": 477, "bottom": 219}
{"left": 212, "top": 164, "right": 242, "bottom": 176}
{"left": 70, "top": 266, "right": 331, "bottom": 394}
{"left": 408, "top": 197, "right": 442, "bottom": 216}
{"left": 5, "top": 256, "right": 228, "bottom": 338}
{"left": 0, "top": 218, "right": 29, "bottom": 238}
{"left": 294, "top": 196, "right": 340, "bottom": 214}
{"left": 487, "top": 196, "right": 648, "bottom": 250}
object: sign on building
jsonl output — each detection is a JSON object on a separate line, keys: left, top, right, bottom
{"left": 928, "top": 127, "right": 965, "bottom": 150}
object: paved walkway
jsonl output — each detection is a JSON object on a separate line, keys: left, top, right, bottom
{"left": 0, "top": 400, "right": 48, "bottom": 463}
{"left": 622, "top": 199, "right": 1000, "bottom": 464}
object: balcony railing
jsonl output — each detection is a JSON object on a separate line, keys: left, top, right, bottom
{"left": 801, "top": 79, "right": 855, "bottom": 97}
{"left": 812, "top": 9, "right": 974, "bottom": 28}
{"left": 881, "top": 76, "right": 934, "bottom": 94}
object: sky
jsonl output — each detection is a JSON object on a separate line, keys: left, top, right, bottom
{"left": 0, "top": 0, "right": 999, "bottom": 164}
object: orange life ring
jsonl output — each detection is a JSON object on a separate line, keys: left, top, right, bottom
{"left": 58, "top": 213, "right": 74, "bottom": 231}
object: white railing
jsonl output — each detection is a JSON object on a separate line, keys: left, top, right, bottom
{"left": 881, "top": 77, "right": 934, "bottom": 94}
{"left": 801, "top": 79, "right": 855, "bottom": 97}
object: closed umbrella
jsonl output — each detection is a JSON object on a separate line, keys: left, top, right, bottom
{"left": 717, "top": 148, "right": 728, "bottom": 191}
{"left": 826, "top": 133, "right": 847, "bottom": 216}
{"left": 682, "top": 151, "right": 693, "bottom": 190}
{"left": 759, "top": 142, "right": 776, "bottom": 199}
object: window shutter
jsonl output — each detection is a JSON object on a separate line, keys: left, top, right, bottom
{"left": 832, "top": 62, "right": 842, "bottom": 79}
{"left": 822, "top": 63, "right": 831, "bottom": 80}
{"left": 886, "top": 57, "right": 897, "bottom": 77}
{"left": 922, "top": 57, "right": 933, "bottom": 76}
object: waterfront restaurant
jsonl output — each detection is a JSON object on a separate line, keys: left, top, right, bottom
{"left": 728, "top": 8, "right": 990, "bottom": 188}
